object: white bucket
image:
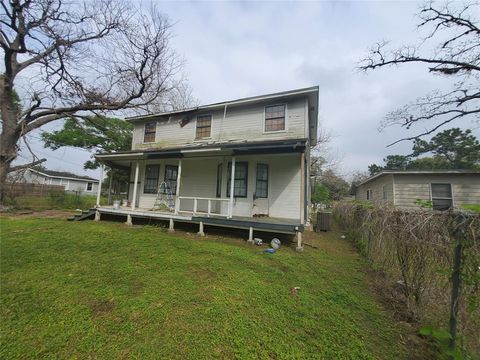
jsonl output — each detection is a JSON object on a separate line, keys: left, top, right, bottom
{"left": 122, "top": 199, "right": 128, "bottom": 207}
{"left": 113, "top": 200, "right": 121, "bottom": 209}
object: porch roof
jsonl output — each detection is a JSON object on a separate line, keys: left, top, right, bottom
{"left": 95, "top": 139, "right": 307, "bottom": 169}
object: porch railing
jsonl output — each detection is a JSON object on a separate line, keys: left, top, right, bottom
{"left": 176, "top": 196, "right": 231, "bottom": 218}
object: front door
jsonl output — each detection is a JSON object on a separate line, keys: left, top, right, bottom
{"left": 252, "top": 163, "right": 269, "bottom": 217}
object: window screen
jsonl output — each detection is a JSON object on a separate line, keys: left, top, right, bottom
{"left": 196, "top": 115, "right": 211, "bottom": 139}
{"left": 227, "top": 162, "right": 248, "bottom": 198}
{"left": 164, "top": 165, "right": 178, "bottom": 195}
{"left": 265, "top": 105, "right": 285, "bottom": 132}
{"left": 255, "top": 164, "right": 268, "bottom": 198}
{"left": 144, "top": 121, "right": 156, "bottom": 142}
{"left": 431, "top": 183, "right": 453, "bottom": 211}
{"left": 144, "top": 165, "right": 160, "bottom": 194}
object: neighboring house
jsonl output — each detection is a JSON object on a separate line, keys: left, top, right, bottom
{"left": 94, "top": 86, "right": 319, "bottom": 248}
{"left": 354, "top": 170, "right": 480, "bottom": 211}
{"left": 15, "top": 168, "right": 99, "bottom": 194}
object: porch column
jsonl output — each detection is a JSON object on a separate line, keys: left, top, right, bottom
{"left": 175, "top": 159, "right": 182, "bottom": 214}
{"left": 96, "top": 164, "right": 104, "bottom": 207}
{"left": 131, "top": 161, "right": 140, "bottom": 210}
{"left": 229, "top": 156, "right": 236, "bottom": 219}
{"left": 300, "top": 152, "right": 305, "bottom": 224}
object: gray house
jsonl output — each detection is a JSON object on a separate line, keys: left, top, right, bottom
{"left": 354, "top": 170, "right": 480, "bottom": 210}
{"left": 16, "top": 168, "right": 99, "bottom": 194}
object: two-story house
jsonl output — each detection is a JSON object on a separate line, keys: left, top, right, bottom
{"left": 94, "top": 86, "right": 319, "bottom": 250}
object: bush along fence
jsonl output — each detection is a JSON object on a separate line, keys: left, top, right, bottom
{"left": 334, "top": 202, "right": 480, "bottom": 359}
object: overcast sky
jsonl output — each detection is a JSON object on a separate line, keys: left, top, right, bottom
{"left": 19, "top": 0, "right": 479, "bottom": 180}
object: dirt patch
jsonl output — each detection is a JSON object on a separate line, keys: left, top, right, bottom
{"left": 88, "top": 299, "right": 115, "bottom": 317}
{"left": 188, "top": 267, "right": 217, "bottom": 281}
{"left": 130, "top": 281, "right": 144, "bottom": 295}
{"left": 365, "top": 268, "right": 437, "bottom": 359}
{"left": 0, "top": 209, "right": 73, "bottom": 219}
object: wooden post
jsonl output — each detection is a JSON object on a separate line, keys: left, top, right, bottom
{"left": 197, "top": 221, "right": 205, "bottom": 236}
{"left": 168, "top": 218, "right": 174, "bottom": 232}
{"left": 94, "top": 210, "right": 101, "bottom": 221}
{"left": 247, "top": 227, "right": 254, "bottom": 244}
{"left": 96, "top": 164, "right": 104, "bottom": 207}
{"left": 175, "top": 159, "right": 182, "bottom": 214}
{"left": 448, "top": 213, "right": 466, "bottom": 356}
{"left": 300, "top": 152, "right": 305, "bottom": 224}
{"left": 107, "top": 169, "right": 113, "bottom": 205}
{"left": 207, "top": 200, "right": 211, "bottom": 217}
{"left": 367, "top": 229, "right": 372, "bottom": 261}
{"left": 193, "top": 198, "right": 198, "bottom": 215}
{"left": 296, "top": 231, "right": 303, "bottom": 252}
{"left": 131, "top": 161, "right": 140, "bottom": 210}
{"left": 126, "top": 214, "right": 133, "bottom": 226}
{"left": 229, "top": 157, "right": 235, "bottom": 219}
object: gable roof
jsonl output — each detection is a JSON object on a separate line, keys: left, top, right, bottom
{"left": 125, "top": 86, "right": 320, "bottom": 146}
{"left": 357, "top": 169, "right": 480, "bottom": 187}
{"left": 29, "top": 168, "right": 99, "bottom": 182}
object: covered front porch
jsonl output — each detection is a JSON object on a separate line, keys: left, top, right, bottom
{"left": 93, "top": 140, "right": 308, "bottom": 249}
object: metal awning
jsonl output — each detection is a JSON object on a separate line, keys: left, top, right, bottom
{"left": 95, "top": 139, "right": 307, "bottom": 168}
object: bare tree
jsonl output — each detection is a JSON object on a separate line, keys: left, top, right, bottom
{"left": 359, "top": 1, "right": 480, "bottom": 146}
{"left": 0, "top": 0, "right": 186, "bottom": 194}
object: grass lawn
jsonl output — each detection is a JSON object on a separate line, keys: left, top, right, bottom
{"left": 1, "top": 216, "right": 410, "bottom": 359}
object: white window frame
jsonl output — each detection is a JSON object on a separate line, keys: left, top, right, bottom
{"left": 194, "top": 114, "right": 212, "bottom": 141}
{"left": 143, "top": 121, "right": 157, "bottom": 143}
{"left": 85, "top": 182, "right": 94, "bottom": 192}
{"left": 263, "top": 103, "right": 288, "bottom": 134}
{"left": 430, "top": 183, "right": 454, "bottom": 210}
{"left": 254, "top": 162, "right": 269, "bottom": 199}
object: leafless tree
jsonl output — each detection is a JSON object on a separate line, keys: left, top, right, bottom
{"left": 0, "top": 0, "right": 187, "bottom": 195}
{"left": 359, "top": 1, "right": 480, "bottom": 146}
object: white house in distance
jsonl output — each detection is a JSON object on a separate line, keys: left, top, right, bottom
{"left": 94, "top": 86, "right": 319, "bottom": 249}
{"left": 18, "top": 168, "right": 99, "bottom": 194}
{"left": 354, "top": 170, "right": 480, "bottom": 211}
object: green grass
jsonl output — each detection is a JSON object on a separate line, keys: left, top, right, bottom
{"left": 462, "top": 204, "right": 480, "bottom": 214}
{"left": 1, "top": 217, "right": 408, "bottom": 359}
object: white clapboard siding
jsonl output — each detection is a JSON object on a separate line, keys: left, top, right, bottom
{"left": 128, "top": 153, "right": 302, "bottom": 220}
{"left": 131, "top": 98, "right": 307, "bottom": 150}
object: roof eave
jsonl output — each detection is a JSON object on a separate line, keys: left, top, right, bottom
{"left": 125, "top": 86, "right": 319, "bottom": 123}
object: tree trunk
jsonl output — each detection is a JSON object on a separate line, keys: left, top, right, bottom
{"left": 0, "top": 74, "right": 21, "bottom": 201}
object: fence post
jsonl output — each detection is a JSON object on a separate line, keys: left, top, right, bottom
{"left": 448, "top": 213, "right": 466, "bottom": 356}
{"left": 367, "top": 228, "right": 372, "bottom": 261}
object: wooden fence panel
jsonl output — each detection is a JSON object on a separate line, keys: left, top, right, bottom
{"left": 3, "top": 183, "right": 65, "bottom": 197}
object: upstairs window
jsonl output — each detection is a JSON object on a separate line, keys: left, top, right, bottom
{"left": 227, "top": 162, "right": 248, "bottom": 198}
{"left": 144, "top": 165, "right": 160, "bottom": 194}
{"left": 431, "top": 183, "right": 453, "bottom": 211}
{"left": 265, "top": 104, "right": 285, "bottom": 132}
{"left": 255, "top": 164, "right": 268, "bottom": 198}
{"left": 164, "top": 165, "right": 178, "bottom": 195}
{"left": 196, "top": 115, "right": 211, "bottom": 139}
{"left": 144, "top": 121, "right": 156, "bottom": 143}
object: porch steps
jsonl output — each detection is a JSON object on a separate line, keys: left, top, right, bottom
{"left": 67, "top": 208, "right": 96, "bottom": 221}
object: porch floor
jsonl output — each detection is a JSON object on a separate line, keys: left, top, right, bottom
{"left": 96, "top": 206, "right": 303, "bottom": 234}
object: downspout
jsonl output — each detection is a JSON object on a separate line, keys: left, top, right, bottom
{"left": 219, "top": 104, "right": 228, "bottom": 141}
